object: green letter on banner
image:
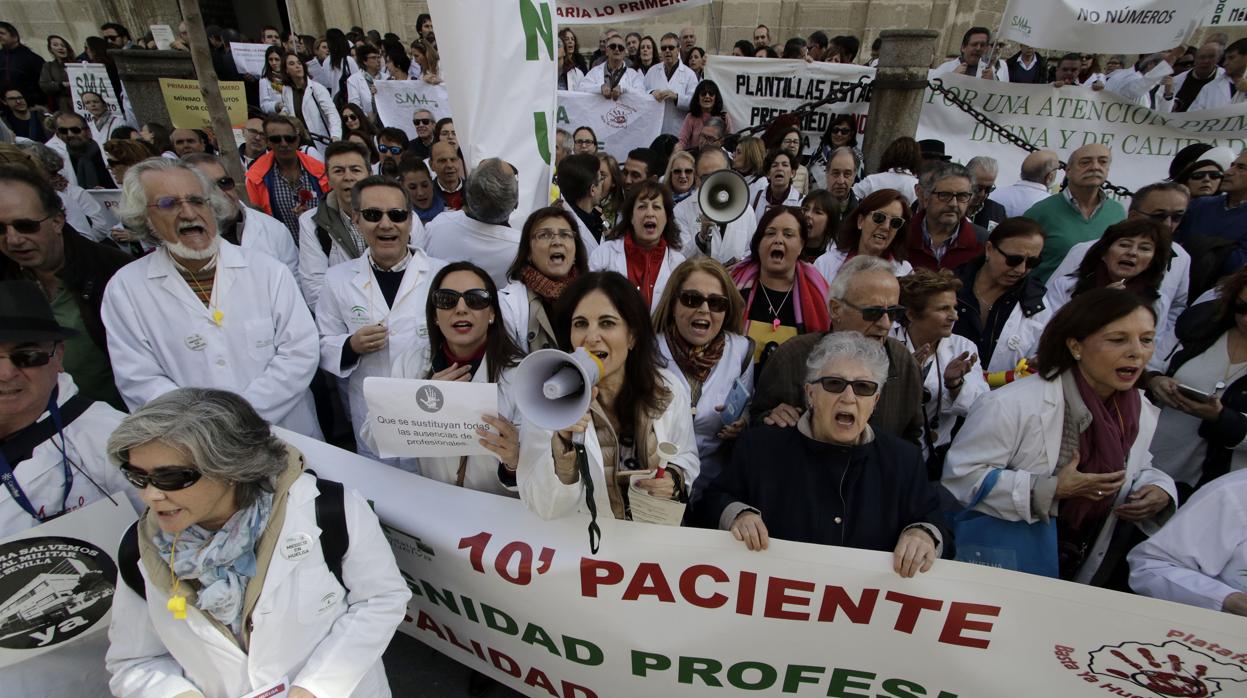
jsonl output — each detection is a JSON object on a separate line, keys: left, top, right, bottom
{"left": 533, "top": 111, "right": 551, "bottom": 164}
{"left": 519, "top": 0, "right": 554, "bottom": 61}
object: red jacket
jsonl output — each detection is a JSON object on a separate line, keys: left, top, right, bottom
{"left": 905, "top": 211, "right": 985, "bottom": 272}
{"left": 244, "top": 151, "right": 329, "bottom": 216}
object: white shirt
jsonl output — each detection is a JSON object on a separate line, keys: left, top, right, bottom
{"left": 889, "top": 328, "right": 989, "bottom": 456}
{"left": 88, "top": 112, "right": 125, "bottom": 147}
{"left": 1104, "top": 61, "right": 1173, "bottom": 107}
{"left": 346, "top": 70, "right": 387, "bottom": 118}
{"left": 852, "top": 170, "right": 918, "bottom": 207}
{"left": 989, "top": 180, "right": 1051, "bottom": 218}
{"left": 749, "top": 184, "right": 802, "bottom": 226}
{"left": 644, "top": 61, "right": 699, "bottom": 135}
{"left": 239, "top": 206, "right": 299, "bottom": 277}
{"left": 314, "top": 55, "right": 359, "bottom": 99}
{"left": 813, "top": 247, "right": 912, "bottom": 287}
{"left": 423, "top": 210, "right": 522, "bottom": 289}
{"left": 576, "top": 62, "right": 646, "bottom": 96}
{"left": 60, "top": 183, "right": 111, "bottom": 241}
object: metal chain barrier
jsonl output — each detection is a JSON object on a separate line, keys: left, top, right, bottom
{"left": 730, "top": 76, "right": 872, "bottom": 138}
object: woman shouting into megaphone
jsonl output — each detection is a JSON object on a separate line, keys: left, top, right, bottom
{"left": 517, "top": 271, "right": 701, "bottom": 524}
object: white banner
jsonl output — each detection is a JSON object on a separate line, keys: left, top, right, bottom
{"left": 430, "top": 0, "right": 556, "bottom": 222}
{"left": 918, "top": 73, "right": 1247, "bottom": 194}
{"left": 374, "top": 80, "right": 454, "bottom": 141}
{"left": 0, "top": 496, "right": 136, "bottom": 668}
{"left": 363, "top": 377, "right": 498, "bottom": 458}
{"left": 556, "top": 0, "right": 712, "bottom": 23}
{"left": 557, "top": 91, "right": 664, "bottom": 161}
{"left": 1000, "top": 0, "right": 1214, "bottom": 53}
{"left": 1205, "top": 1, "right": 1247, "bottom": 26}
{"left": 149, "top": 25, "right": 175, "bottom": 51}
{"left": 705, "top": 56, "right": 873, "bottom": 158}
{"left": 231, "top": 43, "right": 269, "bottom": 78}
{"left": 65, "top": 63, "right": 121, "bottom": 119}
{"left": 278, "top": 427, "right": 1247, "bottom": 698}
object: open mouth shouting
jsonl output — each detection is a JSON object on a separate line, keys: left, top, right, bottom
{"left": 1114, "top": 364, "right": 1141, "bottom": 384}
{"left": 449, "top": 319, "right": 475, "bottom": 335}
{"left": 833, "top": 408, "right": 857, "bottom": 427}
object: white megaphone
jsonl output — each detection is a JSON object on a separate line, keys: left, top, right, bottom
{"left": 697, "top": 169, "right": 750, "bottom": 225}
{"left": 513, "top": 347, "right": 604, "bottom": 432}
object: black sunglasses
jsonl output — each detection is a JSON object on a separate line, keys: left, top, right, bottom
{"left": 215, "top": 176, "right": 235, "bottom": 191}
{"left": 607, "top": 43, "right": 625, "bottom": 51}
{"left": 869, "top": 210, "right": 906, "bottom": 231}
{"left": 432, "top": 288, "right": 491, "bottom": 310}
{"left": 268, "top": 134, "right": 299, "bottom": 144}
{"left": 993, "top": 246, "right": 1042, "bottom": 269}
{"left": 1188, "top": 171, "right": 1223, "bottom": 181}
{"left": 1141, "top": 211, "right": 1184, "bottom": 224}
{"left": 1234, "top": 301, "right": 1247, "bottom": 315}
{"left": 678, "top": 290, "right": 729, "bottom": 313}
{"left": 842, "top": 300, "right": 905, "bottom": 323}
{"left": 830, "top": 127, "right": 852, "bottom": 135}
{"left": 413, "top": 118, "right": 432, "bottom": 125}
{"left": 119, "top": 464, "right": 204, "bottom": 491}
{"left": 0, "top": 214, "right": 52, "bottom": 235}
{"left": 359, "top": 208, "right": 410, "bottom": 223}
{"left": 1, "top": 347, "right": 56, "bottom": 368}
{"left": 57, "top": 126, "right": 83, "bottom": 135}
{"left": 809, "top": 376, "right": 880, "bottom": 397}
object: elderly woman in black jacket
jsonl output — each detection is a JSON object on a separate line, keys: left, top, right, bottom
{"left": 697, "top": 331, "right": 951, "bottom": 577}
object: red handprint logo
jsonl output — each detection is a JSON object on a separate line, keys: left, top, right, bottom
{"left": 1089, "top": 641, "right": 1247, "bottom": 697}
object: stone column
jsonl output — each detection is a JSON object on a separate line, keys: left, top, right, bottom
{"left": 110, "top": 49, "right": 196, "bottom": 128}
{"left": 860, "top": 29, "right": 939, "bottom": 175}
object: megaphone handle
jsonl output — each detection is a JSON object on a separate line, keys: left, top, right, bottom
{"left": 574, "top": 442, "right": 602, "bottom": 554}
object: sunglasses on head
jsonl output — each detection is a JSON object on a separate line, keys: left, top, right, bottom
{"left": 1, "top": 346, "right": 56, "bottom": 368}
{"left": 842, "top": 300, "right": 905, "bottom": 323}
{"left": 119, "top": 464, "right": 203, "bottom": 491}
{"left": 678, "top": 290, "right": 729, "bottom": 313}
{"left": 57, "top": 126, "right": 83, "bottom": 135}
{"left": 0, "top": 214, "right": 53, "bottom": 235}
{"left": 809, "top": 376, "right": 880, "bottom": 397}
{"left": 214, "top": 176, "right": 235, "bottom": 191}
{"left": 432, "top": 288, "right": 492, "bottom": 310}
{"left": 993, "top": 246, "right": 1041, "bottom": 269}
{"left": 1188, "top": 171, "right": 1223, "bottom": 181}
{"left": 869, "top": 210, "right": 906, "bottom": 230}
{"left": 268, "top": 134, "right": 299, "bottom": 144}
{"left": 359, "top": 207, "right": 410, "bottom": 223}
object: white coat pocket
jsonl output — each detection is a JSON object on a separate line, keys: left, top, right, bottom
{"left": 244, "top": 317, "right": 277, "bottom": 361}
{"left": 294, "top": 564, "right": 346, "bottom": 625}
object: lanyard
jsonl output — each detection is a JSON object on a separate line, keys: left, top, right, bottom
{"left": 0, "top": 393, "right": 73, "bottom": 522}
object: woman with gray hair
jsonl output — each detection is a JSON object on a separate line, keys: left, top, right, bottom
{"left": 105, "top": 388, "right": 410, "bottom": 698}
{"left": 696, "top": 332, "right": 951, "bottom": 577}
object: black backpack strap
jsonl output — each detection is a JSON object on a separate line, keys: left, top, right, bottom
{"left": 118, "top": 521, "right": 146, "bottom": 600}
{"left": 314, "top": 477, "right": 349, "bottom": 593}
{"left": 315, "top": 225, "right": 332, "bottom": 258}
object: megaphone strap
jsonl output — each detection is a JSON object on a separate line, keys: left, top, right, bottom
{"left": 575, "top": 443, "right": 602, "bottom": 554}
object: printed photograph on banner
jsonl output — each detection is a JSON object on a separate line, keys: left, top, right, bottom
{"left": 66, "top": 64, "right": 121, "bottom": 119}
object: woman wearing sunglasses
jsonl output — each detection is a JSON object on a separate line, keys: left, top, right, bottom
{"left": 500, "top": 207, "right": 589, "bottom": 353}
{"left": 105, "top": 388, "right": 410, "bottom": 698}
{"left": 677, "top": 80, "right": 732, "bottom": 151}
{"left": 696, "top": 332, "right": 950, "bottom": 577}
{"left": 812, "top": 188, "right": 913, "bottom": 282}
{"left": 1146, "top": 269, "right": 1247, "bottom": 499}
{"left": 663, "top": 149, "right": 696, "bottom": 205}
{"left": 653, "top": 258, "right": 752, "bottom": 502}
{"left": 588, "top": 180, "right": 685, "bottom": 312}
{"left": 518, "top": 271, "right": 699, "bottom": 522}
{"left": 944, "top": 289, "right": 1177, "bottom": 583}
{"left": 952, "top": 217, "right": 1051, "bottom": 378}
{"left": 273, "top": 52, "right": 340, "bottom": 161}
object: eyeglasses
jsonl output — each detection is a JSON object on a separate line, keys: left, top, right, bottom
{"left": 869, "top": 210, "right": 906, "bottom": 230}
{"left": 147, "top": 195, "right": 209, "bottom": 211}
{"left": 992, "top": 246, "right": 1042, "bottom": 269}
{"left": 0, "top": 347, "right": 56, "bottom": 368}
{"left": 830, "top": 127, "right": 852, "bottom": 135}
{"left": 678, "top": 290, "right": 729, "bottom": 313}
{"left": 119, "top": 464, "right": 203, "bottom": 491}
{"left": 932, "top": 191, "right": 973, "bottom": 204}
{"left": 1187, "top": 171, "right": 1223, "bottom": 181}
{"left": 378, "top": 144, "right": 403, "bottom": 155}
{"left": 359, "top": 208, "right": 410, "bottom": 223}
{"left": 432, "top": 288, "right": 492, "bottom": 310}
{"left": 533, "top": 228, "right": 575, "bottom": 242}
{"left": 0, "top": 214, "right": 53, "bottom": 235}
{"left": 57, "top": 126, "right": 83, "bottom": 135}
{"left": 841, "top": 299, "right": 905, "bottom": 322}
{"left": 809, "top": 376, "right": 880, "bottom": 397}
{"left": 574, "top": 138, "right": 596, "bottom": 146}
{"left": 268, "top": 134, "right": 299, "bottom": 144}
{"left": 607, "top": 43, "right": 625, "bottom": 51}
{"left": 671, "top": 168, "right": 694, "bottom": 177}
{"left": 660, "top": 45, "right": 678, "bottom": 52}
{"left": 214, "top": 176, "right": 235, "bottom": 192}
{"left": 413, "top": 118, "right": 432, "bottom": 125}
{"left": 1140, "top": 210, "right": 1185, "bottom": 224}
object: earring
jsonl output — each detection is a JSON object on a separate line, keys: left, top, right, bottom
{"left": 1073, "top": 353, "right": 1081, "bottom": 361}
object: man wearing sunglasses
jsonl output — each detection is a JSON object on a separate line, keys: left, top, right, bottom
{"left": 47, "top": 111, "right": 115, "bottom": 189}
{"left": 317, "top": 176, "right": 447, "bottom": 455}
{"left": 752, "top": 256, "right": 924, "bottom": 446}
{"left": 644, "top": 32, "right": 698, "bottom": 135}
{"left": 1177, "top": 150, "right": 1247, "bottom": 288}
{"left": 102, "top": 157, "right": 322, "bottom": 439}
{"left": 185, "top": 154, "right": 298, "bottom": 277}
{"left": 375, "top": 127, "right": 408, "bottom": 178}
{"left": 966, "top": 156, "right": 1006, "bottom": 233}
{"left": 0, "top": 280, "right": 141, "bottom": 698}
{"left": 298, "top": 141, "right": 383, "bottom": 309}
{"left": 0, "top": 166, "right": 131, "bottom": 408}
{"left": 408, "top": 109, "right": 436, "bottom": 160}
{"left": 244, "top": 114, "right": 329, "bottom": 241}
{"left": 906, "top": 162, "right": 984, "bottom": 273}
{"left": 577, "top": 33, "right": 644, "bottom": 101}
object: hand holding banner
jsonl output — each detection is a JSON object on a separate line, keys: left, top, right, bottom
{"left": 364, "top": 376, "right": 499, "bottom": 458}
{"left": 66, "top": 64, "right": 122, "bottom": 119}
{"left": 230, "top": 43, "right": 270, "bottom": 77}
{"left": 374, "top": 81, "right": 454, "bottom": 140}
{"left": 1000, "top": 0, "right": 1214, "bottom": 53}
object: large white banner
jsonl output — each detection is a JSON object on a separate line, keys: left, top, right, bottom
{"left": 1000, "top": 0, "right": 1214, "bottom": 53}
{"left": 918, "top": 73, "right": 1247, "bottom": 194}
{"left": 1206, "top": 1, "right": 1247, "bottom": 26}
{"left": 430, "top": 0, "right": 556, "bottom": 222}
{"left": 374, "top": 80, "right": 454, "bottom": 141}
{"left": 705, "top": 56, "right": 873, "bottom": 158}
{"left": 363, "top": 377, "right": 498, "bottom": 458}
{"left": 280, "top": 427, "right": 1247, "bottom": 698}
{"left": 556, "top": 0, "right": 712, "bottom": 24}
{"left": 557, "top": 91, "right": 663, "bottom": 161}
{"left": 231, "top": 43, "right": 269, "bottom": 78}
{"left": 66, "top": 63, "right": 122, "bottom": 119}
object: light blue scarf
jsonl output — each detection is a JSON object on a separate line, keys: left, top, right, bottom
{"left": 155, "top": 491, "right": 274, "bottom": 635}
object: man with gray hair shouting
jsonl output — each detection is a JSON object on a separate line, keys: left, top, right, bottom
{"left": 423, "top": 158, "right": 522, "bottom": 287}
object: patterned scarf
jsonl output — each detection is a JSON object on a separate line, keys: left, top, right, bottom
{"left": 519, "top": 264, "right": 579, "bottom": 302}
{"left": 623, "top": 234, "right": 667, "bottom": 307}
{"left": 1060, "top": 369, "right": 1141, "bottom": 534}
{"left": 668, "top": 330, "right": 726, "bottom": 384}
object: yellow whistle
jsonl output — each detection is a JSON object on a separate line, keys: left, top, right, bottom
{"left": 212, "top": 309, "right": 224, "bottom": 326}
{"left": 167, "top": 594, "right": 187, "bottom": 620}
{"left": 1016, "top": 358, "right": 1029, "bottom": 373}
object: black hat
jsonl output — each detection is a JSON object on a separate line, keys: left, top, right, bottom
{"left": 0, "top": 281, "right": 78, "bottom": 343}
{"left": 919, "top": 139, "right": 951, "bottom": 161}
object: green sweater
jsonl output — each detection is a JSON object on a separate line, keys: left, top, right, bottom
{"left": 1023, "top": 192, "right": 1126, "bottom": 284}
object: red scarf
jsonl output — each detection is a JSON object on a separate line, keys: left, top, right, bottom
{"left": 624, "top": 234, "right": 667, "bottom": 307}
{"left": 519, "top": 264, "right": 579, "bottom": 302}
{"left": 1060, "top": 370, "right": 1141, "bottom": 535}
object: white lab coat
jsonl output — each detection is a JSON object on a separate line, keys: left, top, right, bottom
{"left": 101, "top": 242, "right": 322, "bottom": 438}
{"left": 240, "top": 206, "right": 299, "bottom": 277}
{"left": 0, "top": 374, "right": 143, "bottom": 698}
{"left": 673, "top": 193, "right": 752, "bottom": 265}
{"left": 588, "top": 237, "right": 683, "bottom": 313}
{"left": 813, "top": 247, "right": 912, "bottom": 288}
{"left": 644, "top": 61, "right": 699, "bottom": 135}
{"left": 1128, "top": 468, "right": 1247, "bottom": 612}
{"left": 932, "top": 57, "right": 1009, "bottom": 82}
{"left": 278, "top": 80, "right": 341, "bottom": 160}
{"left": 577, "top": 63, "right": 646, "bottom": 96}
{"left": 888, "top": 329, "right": 988, "bottom": 457}
{"left": 560, "top": 66, "right": 585, "bottom": 91}
{"left": 314, "top": 55, "right": 359, "bottom": 100}
{"left": 60, "top": 183, "right": 111, "bottom": 242}
{"left": 44, "top": 136, "right": 77, "bottom": 187}
{"left": 424, "top": 210, "right": 522, "bottom": 289}
{"left": 989, "top": 180, "right": 1051, "bottom": 219}
{"left": 316, "top": 249, "right": 446, "bottom": 456}
{"left": 749, "top": 184, "right": 802, "bottom": 226}
{"left": 1159, "top": 67, "right": 1246, "bottom": 112}
{"left": 1043, "top": 239, "right": 1190, "bottom": 371}
{"left": 1103, "top": 61, "right": 1173, "bottom": 107}
{"left": 88, "top": 113, "right": 126, "bottom": 147}
{"left": 981, "top": 297, "right": 1051, "bottom": 373}
{"left": 852, "top": 169, "right": 919, "bottom": 207}
{"left": 346, "top": 70, "right": 385, "bottom": 118}
{"left": 657, "top": 333, "right": 753, "bottom": 501}
{"left": 106, "top": 472, "right": 410, "bottom": 698}
{"left": 498, "top": 280, "right": 558, "bottom": 354}
{"left": 561, "top": 197, "right": 601, "bottom": 258}
{"left": 942, "top": 374, "right": 1177, "bottom": 583}
{"left": 516, "top": 367, "right": 700, "bottom": 520}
